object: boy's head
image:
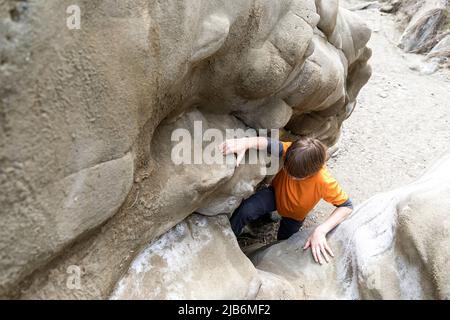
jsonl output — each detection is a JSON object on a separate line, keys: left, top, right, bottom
{"left": 284, "top": 137, "right": 327, "bottom": 179}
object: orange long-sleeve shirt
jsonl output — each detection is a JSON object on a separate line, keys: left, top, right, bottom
{"left": 271, "top": 141, "right": 349, "bottom": 221}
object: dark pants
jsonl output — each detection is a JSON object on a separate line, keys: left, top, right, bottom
{"left": 230, "top": 186, "right": 303, "bottom": 240}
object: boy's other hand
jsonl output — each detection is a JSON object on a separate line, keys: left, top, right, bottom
{"left": 303, "top": 226, "right": 334, "bottom": 265}
{"left": 219, "top": 138, "right": 249, "bottom": 167}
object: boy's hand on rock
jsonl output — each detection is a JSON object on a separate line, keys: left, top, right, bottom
{"left": 303, "top": 226, "right": 334, "bottom": 265}
{"left": 219, "top": 139, "right": 248, "bottom": 167}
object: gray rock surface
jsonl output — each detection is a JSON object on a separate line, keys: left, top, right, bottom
{"left": 399, "top": 5, "right": 447, "bottom": 53}
{"left": 0, "top": 0, "right": 371, "bottom": 298}
{"left": 111, "top": 214, "right": 260, "bottom": 300}
{"left": 427, "top": 33, "right": 450, "bottom": 61}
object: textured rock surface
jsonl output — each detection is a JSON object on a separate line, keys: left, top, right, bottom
{"left": 427, "top": 34, "right": 450, "bottom": 61}
{"left": 370, "top": 0, "right": 450, "bottom": 55}
{"left": 0, "top": 0, "right": 371, "bottom": 298}
{"left": 111, "top": 214, "right": 261, "bottom": 300}
{"left": 349, "top": 0, "right": 449, "bottom": 69}
{"left": 398, "top": 0, "right": 449, "bottom": 53}
{"left": 250, "top": 153, "right": 450, "bottom": 299}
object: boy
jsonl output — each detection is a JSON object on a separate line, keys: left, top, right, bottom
{"left": 220, "top": 136, "right": 353, "bottom": 265}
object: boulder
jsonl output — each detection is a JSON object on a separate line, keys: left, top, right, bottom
{"left": 388, "top": 0, "right": 450, "bottom": 53}
{"left": 427, "top": 33, "right": 450, "bottom": 59}
{"left": 111, "top": 214, "right": 261, "bottom": 300}
{"left": 0, "top": 0, "right": 371, "bottom": 298}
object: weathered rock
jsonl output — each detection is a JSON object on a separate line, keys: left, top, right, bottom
{"left": 380, "top": 5, "right": 395, "bottom": 13}
{"left": 250, "top": 153, "right": 450, "bottom": 299}
{"left": 427, "top": 33, "right": 450, "bottom": 59}
{"left": 283, "top": 4, "right": 372, "bottom": 146}
{"left": 0, "top": 0, "right": 371, "bottom": 298}
{"left": 111, "top": 214, "right": 261, "bottom": 300}
{"left": 0, "top": 152, "right": 134, "bottom": 294}
{"left": 232, "top": 98, "right": 293, "bottom": 130}
{"left": 399, "top": 8, "right": 446, "bottom": 52}
{"left": 348, "top": 1, "right": 381, "bottom": 12}
{"left": 1, "top": 0, "right": 157, "bottom": 296}
{"left": 380, "top": 0, "right": 401, "bottom": 14}
{"left": 254, "top": 270, "right": 297, "bottom": 300}
{"left": 16, "top": 108, "right": 270, "bottom": 299}
{"left": 392, "top": 0, "right": 450, "bottom": 53}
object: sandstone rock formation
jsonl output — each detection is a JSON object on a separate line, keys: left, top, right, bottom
{"left": 251, "top": 152, "right": 450, "bottom": 299}
{"left": 0, "top": 0, "right": 371, "bottom": 298}
{"left": 397, "top": 0, "right": 449, "bottom": 54}
{"left": 426, "top": 33, "right": 450, "bottom": 65}
{"left": 110, "top": 214, "right": 261, "bottom": 300}
{"left": 350, "top": 0, "right": 449, "bottom": 69}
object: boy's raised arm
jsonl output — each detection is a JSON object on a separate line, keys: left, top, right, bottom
{"left": 219, "top": 137, "right": 271, "bottom": 166}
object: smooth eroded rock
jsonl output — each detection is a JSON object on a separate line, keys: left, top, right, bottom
{"left": 111, "top": 214, "right": 261, "bottom": 300}
{"left": 1, "top": 0, "right": 371, "bottom": 298}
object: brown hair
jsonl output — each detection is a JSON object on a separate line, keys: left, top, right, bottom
{"left": 284, "top": 137, "right": 327, "bottom": 179}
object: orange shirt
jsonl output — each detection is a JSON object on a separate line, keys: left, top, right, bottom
{"left": 271, "top": 142, "right": 349, "bottom": 221}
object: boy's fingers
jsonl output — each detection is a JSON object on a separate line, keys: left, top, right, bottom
{"left": 228, "top": 144, "right": 238, "bottom": 155}
{"left": 325, "top": 243, "right": 334, "bottom": 257}
{"left": 303, "top": 239, "right": 311, "bottom": 250}
{"left": 312, "top": 247, "right": 318, "bottom": 263}
{"left": 320, "top": 245, "right": 330, "bottom": 263}
{"left": 316, "top": 248, "right": 324, "bottom": 265}
{"left": 313, "top": 247, "right": 320, "bottom": 264}
{"left": 225, "top": 145, "right": 234, "bottom": 155}
{"left": 236, "top": 151, "right": 245, "bottom": 166}
{"left": 219, "top": 142, "right": 227, "bottom": 154}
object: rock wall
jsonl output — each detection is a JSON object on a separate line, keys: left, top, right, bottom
{"left": 0, "top": 0, "right": 371, "bottom": 298}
